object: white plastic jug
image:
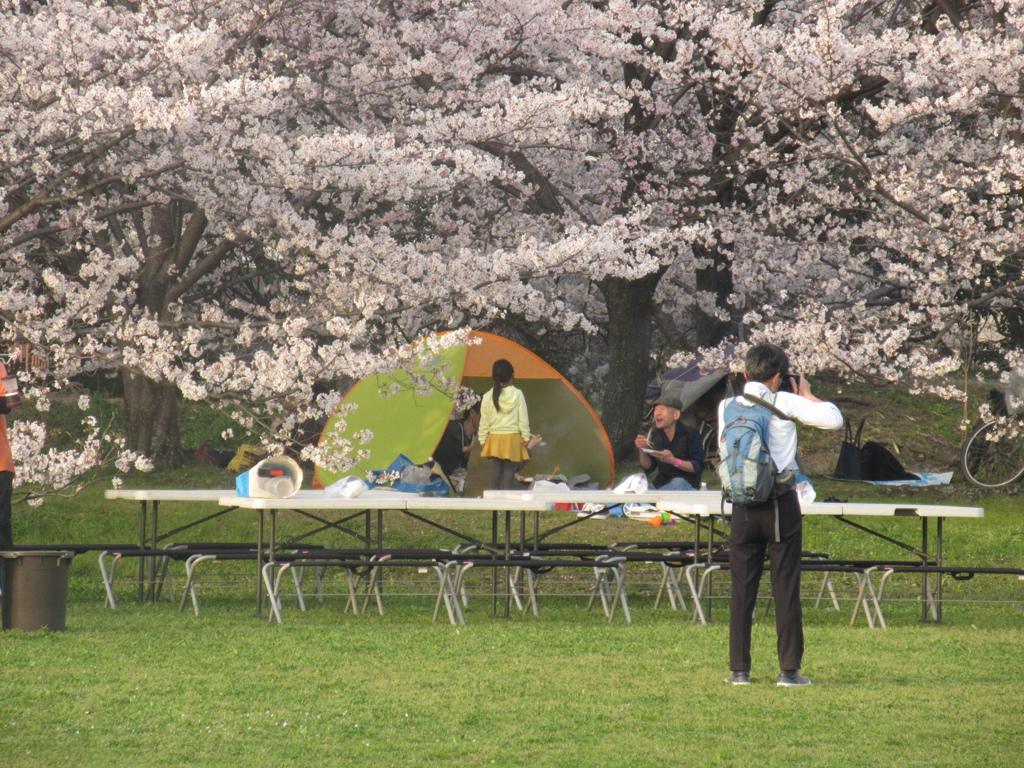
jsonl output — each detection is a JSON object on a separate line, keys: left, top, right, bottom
{"left": 236, "top": 456, "right": 303, "bottom": 499}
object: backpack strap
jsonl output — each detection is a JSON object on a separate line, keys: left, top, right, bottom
{"left": 737, "top": 393, "right": 793, "bottom": 422}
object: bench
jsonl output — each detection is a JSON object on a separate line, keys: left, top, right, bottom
{"left": 685, "top": 559, "right": 886, "bottom": 627}
{"left": 260, "top": 549, "right": 465, "bottom": 624}
{"left": 98, "top": 543, "right": 279, "bottom": 611}
{"left": 875, "top": 565, "right": 1024, "bottom": 627}
{"left": 448, "top": 552, "right": 631, "bottom": 623}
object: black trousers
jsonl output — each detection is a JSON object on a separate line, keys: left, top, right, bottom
{"left": 0, "top": 470, "right": 12, "bottom": 549}
{"left": 728, "top": 488, "right": 804, "bottom": 673}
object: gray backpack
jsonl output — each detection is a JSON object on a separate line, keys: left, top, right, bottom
{"left": 717, "top": 394, "right": 792, "bottom": 505}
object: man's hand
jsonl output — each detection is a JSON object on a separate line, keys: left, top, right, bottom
{"left": 635, "top": 434, "right": 655, "bottom": 469}
{"left": 649, "top": 449, "right": 676, "bottom": 464}
{"left": 792, "top": 373, "right": 824, "bottom": 402}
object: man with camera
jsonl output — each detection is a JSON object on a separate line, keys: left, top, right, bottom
{"left": 720, "top": 343, "right": 843, "bottom": 687}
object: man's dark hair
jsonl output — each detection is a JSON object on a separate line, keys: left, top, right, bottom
{"left": 745, "top": 343, "right": 789, "bottom": 384}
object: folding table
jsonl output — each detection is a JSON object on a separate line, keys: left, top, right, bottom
{"left": 218, "top": 492, "right": 551, "bottom": 617}
{"left": 482, "top": 488, "right": 723, "bottom": 551}
{"left": 655, "top": 497, "right": 985, "bottom": 623}
{"left": 103, "top": 489, "right": 234, "bottom": 601}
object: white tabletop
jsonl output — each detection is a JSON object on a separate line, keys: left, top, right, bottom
{"left": 106, "top": 488, "right": 554, "bottom": 512}
{"left": 654, "top": 497, "right": 984, "bottom": 518}
{"left": 217, "top": 489, "right": 414, "bottom": 510}
{"left": 218, "top": 491, "right": 552, "bottom": 512}
{"left": 105, "top": 489, "right": 232, "bottom": 502}
{"left": 482, "top": 489, "right": 723, "bottom": 506}
{"left": 801, "top": 502, "right": 984, "bottom": 518}
{"left": 403, "top": 496, "right": 550, "bottom": 512}
{"left": 109, "top": 487, "right": 984, "bottom": 520}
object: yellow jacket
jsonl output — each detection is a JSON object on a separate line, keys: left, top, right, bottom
{"left": 478, "top": 384, "right": 532, "bottom": 444}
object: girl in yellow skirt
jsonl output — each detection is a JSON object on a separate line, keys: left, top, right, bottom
{"left": 478, "top": 359, "right": 542, "bottom": 490}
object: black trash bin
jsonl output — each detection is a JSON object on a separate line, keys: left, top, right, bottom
{"left": 1, "top": 550, "right": 75, "bottom": 632}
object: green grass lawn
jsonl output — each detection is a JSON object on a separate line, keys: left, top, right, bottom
{"left": 2, "top": 465, "right": 1024, "bottom": 767}
{"left": 2, "top": 597, "right": 1022, "bottom": 767}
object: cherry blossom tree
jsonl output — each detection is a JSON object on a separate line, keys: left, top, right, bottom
{"left": 676, "top": 0, "right": 1024, "bottom": 395}
{"left": 2, "top": 0, "right": 1023, "bottom": 491}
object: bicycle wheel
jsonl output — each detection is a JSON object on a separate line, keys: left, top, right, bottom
{"left": 960, "top": 418, "right": 1024, "bottom": 488}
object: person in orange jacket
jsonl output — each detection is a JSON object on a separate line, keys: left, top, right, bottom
{"left": 0, "top": 359, "right": 16, "bottom": 549}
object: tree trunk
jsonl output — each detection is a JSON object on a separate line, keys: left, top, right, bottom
{"left": 121, "top": 368, "right": 182, "bottom": 466}
{"left": 693, "top": 242, "right": 737, "bottom": 347}
{"left": 118, "top": 202, "right": 196, "bottom": 467}
{"left": 598, "top": 271, "right": 665, "bottom": 461}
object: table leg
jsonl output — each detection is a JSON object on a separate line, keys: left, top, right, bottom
{"left": 146, "top": 501, "right": 160, "bottom": 602}
{"left": 137, "top": 500, "right": 147, "bottom": 602}
{"left": 935, "top": 517, "right": 944, "bottom": 623}
{"left": 705, "top": 514, "right": 717, "bottom": 622}
{"left": 921, "top": 518, "right": 930, "bottom": 622}
{"left": 504, "top": 509, "right": 512, "bottom": 619}
{"left": 490, "top": 510, "right": 499, "bottom": 617}
{"left": 255, "top": 509, "right": 266, "bottom": 617}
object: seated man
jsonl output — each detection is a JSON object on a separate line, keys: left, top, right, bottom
{"left": 433, "top": 403, "right": 481, "bottom": 479}
{"left": 634, "top": 395, "right": 704, "bottom": 490}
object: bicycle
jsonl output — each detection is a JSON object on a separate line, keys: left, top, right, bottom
{"left": 960, "top": 385, "right": 1024, "bottom": 488}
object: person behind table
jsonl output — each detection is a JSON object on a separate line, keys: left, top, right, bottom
{"left": 0, "top": 359, "right": 15, "bottom": 550}
{"left": 433, "top": 402, "right": 481, "bottom": 479}
{"left": 478, "top": 359, "right": 542, "bottom": 490}
{"left": 633, "top": 395, "right": 704, "bottom": 490}
{"left": 720, "top": 343, "right": 842, "bottom": 687}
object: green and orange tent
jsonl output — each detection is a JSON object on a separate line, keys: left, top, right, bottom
{"left": 315, "top": 332, "right": 615, "bottom": 493}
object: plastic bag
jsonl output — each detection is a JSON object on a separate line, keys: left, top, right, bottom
{"left": 324, "top": 475, "right": 368, "bottom": 499}
{"left": 1, "top": 374, "right": 22, "bottom": 408}
{"left": 367, "top": 454, "right": 450, "bottom": 496}
{"left": 531, "top": 479, "right": 572, "bottom": 493}
{"left": 795, "top": 471, "right": 816, "bottom": 505}
{"left": 613, "top": 473, "right": 649, "bottom": 494}
{"left": 227, "top": 444, "right": 266, "bottom": 473}
{"left": 401, "top": 464, "right": 432, "bottom": 486}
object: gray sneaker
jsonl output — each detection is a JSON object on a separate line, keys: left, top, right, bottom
{"left": 725, "top": 671, "right": 751, "bottom": 685}
{"left": 776, "top": 672, "right": 811, "bottom": 687}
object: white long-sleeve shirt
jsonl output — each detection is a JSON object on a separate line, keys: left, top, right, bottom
{"left": 718, "top": 381, "right": 843, "bottom": 472}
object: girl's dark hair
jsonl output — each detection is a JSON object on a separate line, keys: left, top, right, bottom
{"left": 491, "top": 359, "right": 514, "bottom": 411}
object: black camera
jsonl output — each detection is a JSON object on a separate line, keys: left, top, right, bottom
{"left": 779, "top": 372, "right": 800, "bottom": 393}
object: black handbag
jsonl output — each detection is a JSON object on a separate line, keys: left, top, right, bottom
{"left": 832, "top": 417, "right": 865, "bottom": 480}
